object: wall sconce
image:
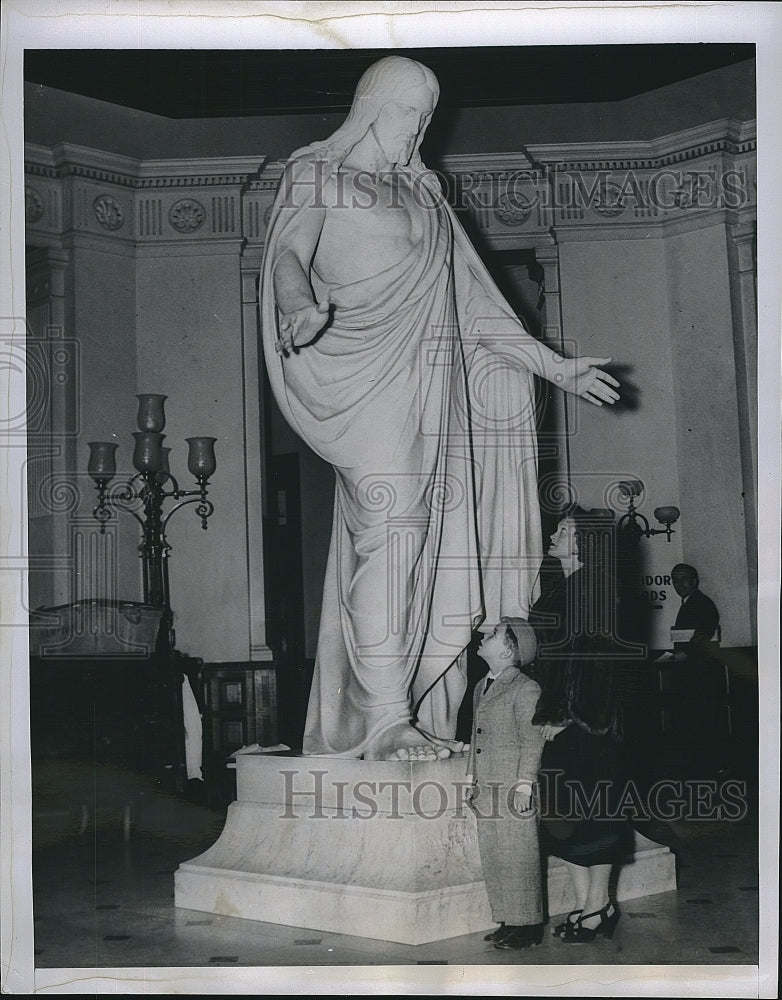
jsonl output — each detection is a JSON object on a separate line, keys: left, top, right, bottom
{"left": 88, "top": 393, "right": 217, "bottom": 612}
{"left": 617, "top": 480, "right": 680, "bottom": 542}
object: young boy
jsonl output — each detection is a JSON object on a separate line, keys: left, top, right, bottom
{"left": 466, "top": 617, "right": 547, "bottom": 950}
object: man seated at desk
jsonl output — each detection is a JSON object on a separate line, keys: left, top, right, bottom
{"left": 670, "top": 563, "right": 720, "bottom": 661}
{"left": 664, "top": 563, "right": 725, "bottom": 777}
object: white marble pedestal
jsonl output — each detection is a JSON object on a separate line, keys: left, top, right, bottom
{"left": 175, "top": 753, "right": 676, "bottom": 946}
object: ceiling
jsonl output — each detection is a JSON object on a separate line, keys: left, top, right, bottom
{"left": 24, "top": 44, "right": 754, "bottom": 118}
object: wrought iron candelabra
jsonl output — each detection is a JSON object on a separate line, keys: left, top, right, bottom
{"left": 87, "top": 393, "right": 217, "bottom": 613}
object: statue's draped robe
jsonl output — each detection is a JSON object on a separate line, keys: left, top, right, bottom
{"left": 261, "top": 156, "right": 543, "bottom": 756}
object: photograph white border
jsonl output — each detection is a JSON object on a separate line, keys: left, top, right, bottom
{"left": 1, "top": 2, "right": 779, "bottom": 995}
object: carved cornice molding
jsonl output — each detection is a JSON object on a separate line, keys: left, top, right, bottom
{"left": 252, "top": 162, "right": 285, "bottom": 182}
{"left": 434, "top": 119, "right": 756, "bottom": 242}
{"left": 437, "top": 151, "right": 536, "bottom": 175}
{"left": 137, "top": 156, "right": 265, "bottom": 189}
{"left": 25, "top": 119, "right": 755, "bottom": 251}
{"left": 533, "top": 117, "right": 755, "bottom": 170}
{"left": 25, "top": 143, "right": 265, "bottom": 190}
{"left": 439, "top": 118, "right": 757, "bottom": 175}
{"left": 25, "top": 143, "right": 267, "bottom": 245}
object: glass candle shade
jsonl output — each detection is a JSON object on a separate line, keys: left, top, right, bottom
{"left": 654, "top": 505, "right": 680, "bottom": 526}
{"left": 132, "top": 431, "right": 164, "bottom": 473}
{"left": 618, "top": 479, "right": 644, "bottom": 499}
{"left": 87, "top": 441, "right": 118, "bottom": 482}
{"left": 186, "top": 437, "right": 217, "bottom": 479}
{"left": 155, "top": 446, "right": 172, "bottom": 485}
{"left": 135, "top": 393, "right": 167, "bottom": 433}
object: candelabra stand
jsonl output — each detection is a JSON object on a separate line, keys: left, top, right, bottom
{"left": 87, "top": 394, "right": 217, "bottom": 793}
{"left": 88, "top": 394, "right": 217, "bottom": 615}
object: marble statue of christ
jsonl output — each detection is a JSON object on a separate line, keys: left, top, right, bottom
{"left": 260, "top": 56, "right": 619, "bottom": 760}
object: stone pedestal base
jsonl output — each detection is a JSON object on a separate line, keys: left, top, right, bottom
{"left": 175, "top": 754, "right": 676, "bottom": 946}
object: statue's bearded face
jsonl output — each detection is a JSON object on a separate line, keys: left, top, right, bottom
{"left": 372, "top": 85, "right": 436, "bottom": 167}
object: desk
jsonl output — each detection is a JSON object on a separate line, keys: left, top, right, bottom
{"left": 651, "top": 647, "right": 758, "bottom": 779}
{"left": 30, "top": 653, "right": 188, "bottom": 781}
{"left": 30, "top": 649, "right": 200, "bottom": 842}
{"left": 29, "top": 600, "right": 195, "bottom": 792}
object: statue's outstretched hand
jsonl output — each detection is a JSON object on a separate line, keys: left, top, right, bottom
{"left": 555, "top": 356, "right": 620, "bottom": 406}
{"left": 276, "top": 296, "right": 331, "bottom": 356}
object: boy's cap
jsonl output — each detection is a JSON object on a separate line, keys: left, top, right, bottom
{"left": 501, "top": 616, "right": 538, "bottom": 665}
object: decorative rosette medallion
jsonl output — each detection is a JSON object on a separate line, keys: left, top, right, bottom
{"left": 593, "top": 182, "right": 627, "bottom": 218}
{"left": 169, "top": 198, "right": 206, "bottom": 233}
{"left": 93, "top": 194, "right": 124, "bottom": 230}
{"left": 671, "top": 185, "right": 694, "bottom": 210}
{"left": 25, "top": 185, "right": 44, "bottom": 224}
{"left": 494, "top": 191, "right": 533, "bottom": 226}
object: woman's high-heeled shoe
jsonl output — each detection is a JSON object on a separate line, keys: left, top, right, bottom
{"left": 551, "top": 909, "right": 582, "bottom": 937}
{"left": 561, "top": 902, "right": 620, "bottom": 943}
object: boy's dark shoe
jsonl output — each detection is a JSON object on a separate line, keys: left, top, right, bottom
{"left": 494, "top": 922, "right": 544, "bottom": 950}
{"left": 483, "top": 922, "right": 510, "bottom": 942}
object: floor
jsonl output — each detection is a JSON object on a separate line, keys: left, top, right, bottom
{"left": 31, "top": 775, "right": 760, "bottom": 973}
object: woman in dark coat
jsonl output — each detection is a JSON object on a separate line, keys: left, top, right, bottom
{"left": 528, "top": 506, "right": 632, "bottom": 944}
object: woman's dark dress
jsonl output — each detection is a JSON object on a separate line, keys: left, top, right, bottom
{"left": 529, "top": 563, "right": 632, "bottom": 867}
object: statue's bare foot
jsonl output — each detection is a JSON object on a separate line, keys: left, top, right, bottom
{"left": 365, "top": 722, "right": 465, "bottom": 761}
{"left": 389, "top": 743, "right": 450, "bottom": 762}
